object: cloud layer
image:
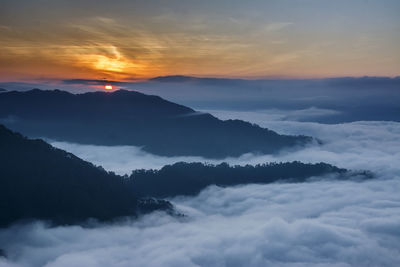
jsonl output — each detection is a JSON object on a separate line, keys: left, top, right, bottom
{"left": 203, "top": 110, "right": 400, "bottom": 177}
{"left": 1, "top": 178, "right": 399, "bottom": 267}
{"left": 1, "top": 111, "right": 399, "bottom": 266}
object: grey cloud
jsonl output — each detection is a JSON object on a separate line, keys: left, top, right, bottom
{"left": 62, "top": 79, "right": 129, "bottom": 86}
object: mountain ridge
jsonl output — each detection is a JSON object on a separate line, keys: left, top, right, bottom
{"left": 0, "top": 124, "right": 369, "bottom": 227}
{"left": 0, "top": 124, "right": 172, "bottom": 227}
{"left": 0, "top": 89, "right": 312, "bottom": 158}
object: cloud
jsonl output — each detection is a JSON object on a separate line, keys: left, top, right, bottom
{"left": 0, "top": 178, "right": 399, "bottom": 267}
{"left": 263, "top": 22, "right": 293, "bottom": 32}
{"left": 48, "top": 141, "right": 207, "bottom": 175}
{"left": 1, "top": 110, "right": 399, "bottom": 266}
{"left": 203, "top": 111, "right": 400, "bottom": 176}
{"left": 61, "top": 79, "right": 133, "bottom": 91}
{"left": 62, "top": 79, "right": 129, "bottom": 86}
{"left": 203, "top": 107, "right": 341, "bottom": 121}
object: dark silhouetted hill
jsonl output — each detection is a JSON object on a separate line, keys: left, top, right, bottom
{"left": 129, "top": 162, "right": 371, "bottom": 198}
{"left": 0, "top": 125, "right": 172, "bottom": 227}
{"left": 0, "top": 125, "right": 369, "bottom": 227}
{"left": 0, "top": 89, "right": 312, "bottom": 158}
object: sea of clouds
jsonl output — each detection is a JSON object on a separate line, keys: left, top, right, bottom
{"left": 1, "top": 178, "right": 399, "bottom": 267}
{"left": 1, "top": 110, "right": 399, "bottom": 267}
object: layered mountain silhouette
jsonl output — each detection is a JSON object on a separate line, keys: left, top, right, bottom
{"left": 0, "top": 89, "right": 312, "bottom": 158}
{"left": 0, "top": 125, "right": 370, "bottom": 227}
{"left": 0, "top": 125, "right": 172, "bottom": 227}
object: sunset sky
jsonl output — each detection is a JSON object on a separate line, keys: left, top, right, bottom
{"left": 1, "top": 0, "right": 399, "bottom": 82}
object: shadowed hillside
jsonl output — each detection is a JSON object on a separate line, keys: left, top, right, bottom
{"left": 0, "top": 125, "right": 370, "bottom": 227}
{"left": 0, "top": 125, "right": 172, "bottom": 227}
{"left": 0, "top": 89, "right": 312, "bottom": 158}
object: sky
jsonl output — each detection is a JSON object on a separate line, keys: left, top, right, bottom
{"left": 1, "top": 0, "right": 399, "bottom": 83}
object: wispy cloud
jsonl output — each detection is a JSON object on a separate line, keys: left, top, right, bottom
{"left": 263, "top": 22, "right": 293, "bottom": 32}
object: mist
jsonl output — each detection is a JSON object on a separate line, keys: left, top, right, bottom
{"left": 48, "top": 141, "right": 206, "bottom": 175}
{"left": 128, "top": 77, "right": 400, "bottom": 123}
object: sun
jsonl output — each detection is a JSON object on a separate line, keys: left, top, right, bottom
{"left": 104, "top": 85, "right": 113, "bottom": 91}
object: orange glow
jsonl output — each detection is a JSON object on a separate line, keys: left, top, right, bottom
{"left": 104, "top": 85, "right": 113, "bottom": 90}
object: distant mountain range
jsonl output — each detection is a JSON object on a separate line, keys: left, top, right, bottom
{"left": 0, "top": 124, "right": 369, "bottom": 227}
{"left": 149, "top": 75, "right": 250, "bottom": 86}
{"left": 0, "top": 89, "right": 312, "bottom": 158}
{"left": 2, "top": 76, "right": 398, "bottom": 123}
{"left": 132, "top": 76, "right": 400, "bottom": 123}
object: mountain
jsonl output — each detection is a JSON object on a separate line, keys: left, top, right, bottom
{"left": 0, "top": 125, "right": 370, "bottom": 227}
{"left": 129, "top": 162, "right": 371, "bottom": 198}
{"left": 0, "top": 89, "right": 312, "bottom": 158}
{"left": 0, "top": 125, "right": 172, "bottom": 227}
{"left": 0, "top": 88, "right": 6, "bottom": 92}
